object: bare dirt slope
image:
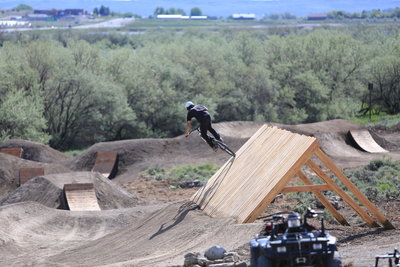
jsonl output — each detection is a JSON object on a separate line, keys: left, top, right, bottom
{"left": 0, "top": 119, "right": 399, "bottom": 267}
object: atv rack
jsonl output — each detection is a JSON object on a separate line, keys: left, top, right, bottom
{"left": 375, "top": 249, "right": 400, "bottom": 267}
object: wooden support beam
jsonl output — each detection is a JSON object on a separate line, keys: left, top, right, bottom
{"left": 243, "top": 140, "right": 319, "bottom": 223}
{"left": 306, "top": 159, "right": 380, "bottom": 227}
{"left": 281, "top": 184, "right": 331, "bottom": 193}
{"left": 297, "top": 170, "right": 349, "bottom": 226}
{"left": 315, "top": 148, "right": 395, "bottom": 229}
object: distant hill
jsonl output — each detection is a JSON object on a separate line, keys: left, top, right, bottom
{"left": 1, "top": 0, "right": 398, "bottom": 18}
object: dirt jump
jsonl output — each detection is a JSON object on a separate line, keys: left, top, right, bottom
{"left": 0, "top": 119, "right": 399, "bottom": 267}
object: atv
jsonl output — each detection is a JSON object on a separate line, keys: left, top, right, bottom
{"left": 250, "top": 208, "right": 342, "bottom": 267}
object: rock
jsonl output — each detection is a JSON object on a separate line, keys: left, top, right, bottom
{"left": 184, "top": 252, "right": 202, "bottom": 267}
{"left": 223, "top": 252, "right": 240, "bottom": 262}
{"left": 207, "top": 263, "right": 235, "bottom": 267}
{"left": 204, "top": 246, "right": 227, "bottom": 261}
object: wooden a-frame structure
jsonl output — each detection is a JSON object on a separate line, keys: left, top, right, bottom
{"left": 191, "top": 125, "right": 394, "bottom": 229}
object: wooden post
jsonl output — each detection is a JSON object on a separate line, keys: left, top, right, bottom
{"left": 297, "top": 170, "right": 349, "bottom": 226}
{"left": 315, "top": 149, "right": 395, "bottom": 229}
{"left": 306, "top": 159, "right": 379, "bottom": 227}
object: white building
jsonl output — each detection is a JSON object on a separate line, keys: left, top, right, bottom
{"left": 0, "top": 20, "right": 31, "bottom": 28}
{"left": 232, "top": 13, "right": 256, "bottom": 20}
{"left": 156, "top": 14, "right": 184, "bottom": 19}
{"left": 156, "top": 14, "right": 208, "bottom": 20}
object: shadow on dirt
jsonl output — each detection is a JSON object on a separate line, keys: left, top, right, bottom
{"left": 149, "top": 201, "right": 200, "bottom": 240}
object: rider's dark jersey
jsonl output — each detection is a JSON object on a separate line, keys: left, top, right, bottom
{"left": 187, "top": 105, "right": 210, "bottom": 122}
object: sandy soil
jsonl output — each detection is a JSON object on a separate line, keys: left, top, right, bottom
{"left": 0, "top": 119, "right": 399, "bottom": 266}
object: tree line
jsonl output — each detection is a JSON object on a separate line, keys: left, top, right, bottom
{"left": 0, "top": 25, "right": 399, "bottom": 149}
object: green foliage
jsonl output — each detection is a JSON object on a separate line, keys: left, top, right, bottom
{"left": 140, "top": 163, "right": 219, "bottom": 181}
{"left": 0, "top": 88, "right": 50, "bottom": 144}
{"left": 344, "top": 158, "right": 400, "bottom": 201}
{"left": 0, "top": 25, "right": 400, "bottom": 149}
{"left": 190, "top": 7, "right": 202, "bottom": 16}
{"left": 352, "top": 113, "right": 400, "bottom": 127}
{"left": 12, "top": 4, "right": 33, "bottom": 11}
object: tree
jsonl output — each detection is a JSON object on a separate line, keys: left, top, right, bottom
{"left": 176, "top": 9, "right": 186, "bottom": 16}
{"left": 0, "top": 88, "right": 49, "bottom": 144}
{"left": 268, "top": 13, "right": 280, "bottom": 20}
{"left": 93, "top": 7, "right": 99, "bottom": 15}
{"left": 154, "top": 7, "right": 165, "bottom": 16}
{"left": 370, "top": 9, "right": 383, "bottom": 18}
{"left": 368, "top": 56, "right": 400, "bottom": 114}
{"left": 190, "top": 7, "right": 202, "bottom": 16}
{"left": 361, "top": 10, "right": 368, "bottom": 19}
{"left": 12, "top": 4, "right": 33, "bottom": 11}
{"left": 99, "top": 5, "right": 110, "bottom": 16}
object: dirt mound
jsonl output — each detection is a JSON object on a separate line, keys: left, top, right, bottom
{"left": 1, "top": 172, "right": 142, "bottom": 210}
{"left": 46, "top": 201, "right": 262, "bottom": 267}
{"left": 0, "top": 139, "right": 71, "bottom": 164}
{"left": 0, "top": 201, "right": 166, "bottom": 266}
{"left": 213, "top": 121, "right": 264, "bottom": 138}
{"left": 0, "top": 153, "right": 72, "bottom": 200}
{"left": 0, "top": 177, "right": 67, "bottom": 209}
{"left": 68, "top": 133, "right": 245, "bottom": 183}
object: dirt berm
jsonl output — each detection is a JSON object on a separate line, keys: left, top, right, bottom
{"left": 0, "top": 172, "right": 142, "bottom": 209}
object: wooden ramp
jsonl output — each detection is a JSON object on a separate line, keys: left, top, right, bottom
{"left": 19, "top": 168, "right": 45, "bottom": 185}
{"left": 0, "top": 147, "right": 23, "bottom": 158}
{"left": 91, "top": 152, "right": 118, "bottom": 179}
{"left": 192, "top": 125, "right": 394, "bottom": 229}
{"left": 349, "top": 129, "right": 388, "bottom": 153}
{"left": 64, "top": 183, "right": 101, "bottom": 211}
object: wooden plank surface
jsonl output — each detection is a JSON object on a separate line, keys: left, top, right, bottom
{"left": 91, "top": 152, "right": 118, "bottom": 179}
{"left": 64, "top": 183, "right": 101, "bottom": 211}
{"left": 349, "top": 129, "right": 388, "bottom": 153}
{"left": 19, "top": 168, "right": 45, "bottom": 185}
{"left": 0, "top": 147, "right": 23, "bottom": 158}
{"left": 191, "top": 125, "right": 317, "bottom": 223}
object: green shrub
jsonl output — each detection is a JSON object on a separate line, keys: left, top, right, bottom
{"left": 140, "top": 163, "right": 219, "bottom": 182}
{"left": 344, "top": 158, "right": 400, "bottom": 201}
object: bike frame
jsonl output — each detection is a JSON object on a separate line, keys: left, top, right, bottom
{"left": 189, "top": 127, "right": 236, "bottom": 157}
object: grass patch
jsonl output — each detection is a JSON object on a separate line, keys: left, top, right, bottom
{"left": 62, "top": 149, "right": 86, "bottom": 157}
{"left": 351, "top": 113, "right": 400, "bottom": 127}
{"left": 140, "top": 163, "right": 219, "bottom": 182}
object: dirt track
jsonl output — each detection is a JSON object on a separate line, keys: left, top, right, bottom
{"left": 0, "top": 120, "right": 399, "bottom": 266}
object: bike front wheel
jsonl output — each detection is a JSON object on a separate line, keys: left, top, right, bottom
{"left": 215, "top": 140, "right": 236, "bottom": 157}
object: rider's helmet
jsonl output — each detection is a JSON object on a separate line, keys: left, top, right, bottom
{"left": 185, "top": 101, "right": 194, "bottom": 110}
{"left": 287, "top": 213, "right": 301, "bottom": 228}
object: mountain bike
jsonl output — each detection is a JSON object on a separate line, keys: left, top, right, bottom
{"left": 189, "top": 127, "right": 236, "bottom": 157}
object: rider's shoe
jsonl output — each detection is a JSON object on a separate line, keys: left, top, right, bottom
{"left": 218, "top": 137, "right": 224, "bottom": 142}
{"left": 212, "top": 145, "right": 218, "bottom": 152}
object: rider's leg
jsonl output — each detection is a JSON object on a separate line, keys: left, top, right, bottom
{"left": 200, "top": 121, "right": 215, "bottom": 148}
{"left": 205, "top": 117, "right": 221, "bottom": 141}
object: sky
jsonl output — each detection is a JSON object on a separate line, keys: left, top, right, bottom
{"left": 1, "top": 0, "right": 399, "bottom": 17}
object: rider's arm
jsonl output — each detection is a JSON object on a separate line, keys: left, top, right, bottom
{"left": 185, "top": 121, "right": 191, "bottom": 137}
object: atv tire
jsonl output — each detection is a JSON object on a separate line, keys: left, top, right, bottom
{"left": 327, "top": 251, "right": 342, "bottom": 267}
{"left": 257, "top": 256, "right": 272, "bottom": 267}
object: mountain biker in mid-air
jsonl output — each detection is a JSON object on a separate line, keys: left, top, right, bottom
{"left": 185, "top": 101, "right": 222, "bottom": 151}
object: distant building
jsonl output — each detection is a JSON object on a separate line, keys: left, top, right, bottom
{"left": 156, "top": 14, "right": 208, "bottom": 20}
{"left": 156, "top": 14, "right": 184, "bottom": 19}
{"left": 26, "top": 14, "right": 50, "bottom": 21}
{"left": 0, "top": 20, "right": 31, "bottom": 27}
{"left": 307, "top": 14, "right": 328, "bottom": 20}
{"left": 190, "top": 16, "right": 208, "bottom": 20}
{"left": 232, "top": 13, "right": 256, "bottom": 20}
{"left": 34, "top": 9, "right": 87, "bottom": 18}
